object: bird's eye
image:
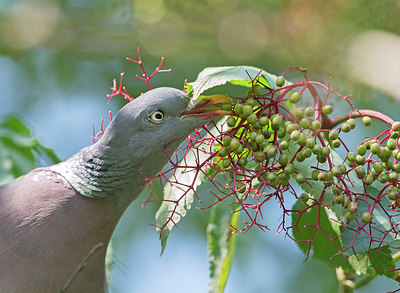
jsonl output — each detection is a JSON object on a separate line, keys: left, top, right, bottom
{"left": 149, "top": 110, "right": 165, "bottom": 123}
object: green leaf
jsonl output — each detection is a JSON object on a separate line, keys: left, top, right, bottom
{"left": 207, "top": 203, "right": 239, "bottom": 293}
{"left": 348, "top": 246, "right": 395, "bottom": 278}
{"left": 0, "top": 115, "right": 60, "bottom": 184}
{"left": 156, "top": 118, "right": 229, "bottom": 254}
{"left": 292, "top": 200, "right": 353, "bottom": 272}
{"left": 189, "top": 66, "right": 283, "bottom": 100}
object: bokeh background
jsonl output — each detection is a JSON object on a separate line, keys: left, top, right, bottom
{"left": 2, "top": 0, "right": 400, "bottom": 292}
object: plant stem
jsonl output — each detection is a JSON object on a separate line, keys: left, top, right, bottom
{"left": 336, "top": 267, "right": 355, "bottom": 293}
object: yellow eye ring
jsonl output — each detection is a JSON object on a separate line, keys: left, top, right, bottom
{"left": 149, "top": 110, "right": 164, "bottom": 123}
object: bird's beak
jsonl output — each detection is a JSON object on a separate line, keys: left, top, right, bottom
{"left": 180, "top": 94, "right": 232, "bottom": 119}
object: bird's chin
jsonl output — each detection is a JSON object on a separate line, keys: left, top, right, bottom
{"left": 180, "top": 94, "right": 232, "bottom": 120}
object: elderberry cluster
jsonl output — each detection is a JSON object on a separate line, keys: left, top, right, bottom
{"left": 214, "top": 76, "right": 400, "bottom": 227}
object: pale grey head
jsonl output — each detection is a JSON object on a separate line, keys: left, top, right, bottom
{"left": 50, "top": 87, "right": 230, "bottom": 203}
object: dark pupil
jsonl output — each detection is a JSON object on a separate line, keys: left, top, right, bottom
{"left": 155, "top": 113, "right": 163, "bottom": 119}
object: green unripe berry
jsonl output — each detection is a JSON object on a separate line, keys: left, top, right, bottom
{"left": 279, "top": 140, "right": 289, "bottom": 150}
{"left": 331, "top": 139, "right": 341, "bottom": 148}
{"left": 234, "top": 103, "right": 243, "bottom": 115}
{"left": 347, "top": 152, "right": 356, "bottom": 162}
{"left": 275, "top": 76, "right": 285, "bottom": 87}
{"left": 361, "top": 212, "right": 372, "bottom": 223}
{"left": 222, "top": 136, "right": 232, "bottom": 146}
{"left": 355, "top": 166, "right": 366, "bottom": 179}
{"left": 321, "top": 147, "right": 331, "bottom": 157}
{"left": 347, "top": 201, "right": 358, "bottom": 213}
{"left": 346, "top": 211, "right": 356, "bottom": 221}
{"left": 388, "top": 171, "right": 398, "bottom": 182}
{"left": 238, "top": 157, "right": 247, "bottom": 168}
{"left": 387, "top": 138, "right": 397, "bottom": 150}
{"left": 392, "top": 121, "right": 400, "bottom": 130}
{"left": 305, "top": 107, "right": 314, "bottom": 117}
{"left": 341, "top": 123, "right": 351, "bottom": 133}
{"left": 290, "top": 92, "right": 301, "bottom": 104}
{"left": 306, "top": 138, "right": 316, "bottom": 148}
{"left": 338, "top": 164, "right": 347, "bottom": 174}
{"left": 295, "top": 173, "right": 306, "bottom": 184}
{"left": 234, "top": 144, "right": 244, "bottom": 155}
{"left": 379, "top": 173, "right": 389, "bottom": 183}
{"left": 254, "top": 85, "right": 263, "bottom": 96}
{"left": 294, "top": 107, "right": 305, "bottom": 119}
{"left": 302, "top": 147, "right": 312, "bottom": 158}
{"left": 254, "top": 151, "right": 265, "bottom": 162}
{"left": 384, "top": 160, "right": 393, "bottom": 170}
{"left": 334, "top": 194, "right": 345, "bottom": 205}
{"left": 263, "top": 130, "right": 272, "bottom": 139}
{"left": 246, "top": 98, "right": 255, "bottom": 107}
{"left": 272, "top": 115, "right": 283, "bottom": 129}
{"left": 362, "top": 116, "right": 372, "bottom": 126}
{"left": 259, "top": 116, "right": 269, "bottom": 126}
{"left": 249, "top": 132, "right": 258, "bottom": 141}
{"left": 311, "top": 120, "right": 322, "bottom": 130}
{"left": 218, "top": 147, "right": 229, "bottom": 157}
{"left": 297, "top": 134, "right": 308, "bottom": 147}
{"left": 222, "top": 158, "right": 231, "bottom": 168}
{"left": 312, "top": 144, "right": 322, "bottom": 155}
{"left": 373, "top": 162, "right": 384, "bottom": 173}
{"left": 299, "top": 118, "right": 310, "bottom": 129}
{"left": 247, "top": 113, "right": 257, "bottom": 124}
{"left": 286, "top": 123, "right": 300, "bottom": 134}
{"left": 279, "top": 154, "right": 289, "bottom": 166}
{"left": 364, "top": 174, "right": 374, "bottom": 186}
{"left": 331, "top": 166, "right": 342, "bottom": 177}
{"left": 393, "top": 164, "right": 400, "bottom": 173}
{"left": 347, "top": 118, "right": 356, "bottom": 129}
{"left": 356, "top": 155, "right": 365, "bottom": 165}
{"left": 242, "top": 105, "right": 253, "bottom": 117}
{"left": 388, "top": 189, "right": 399, "bottom": 200}
{"left": 296, "top": 152, "right": 305, "bottom": 162}
{"left": 329, "top": 129, "right": 339, "bottom": 140}
{"left": 221, "top": 103, "right": 232, "bottom": 111}
{"left": 299, "top": 192, "right": 309, "bottom": 202}
{"left": 253, "top": 122, "right": 261, "bottom": 129}
{"left": 267, "top": 146, "right": 278, "bottom": 158}
{"left": 276, "top": 127, "right": 286, "bottom": 138}
{"left": 291, "top": 130, "right": 301, "bottom": 141}
{"left": 357, "top": 144, "right": 367, "bottom": 156}
{"left": 285, "top": 164, "right": 295, "bottom": 174}
{"left": 227, "top": 116, "right": 236, "bottom": 127}
{"left": 230, "top": 138, "right": 241, "bottom": 150}
{"left": 312, "top": 170, "right": 320, "bottom": 180}
{"left": 322, "top": 105, "right": 333, "bottom": 115}
{"left": 236, "top": 182, "right": 246, "bottom": 193}
{"left": 370, "top": 143, "right": 380, "bottom": 154}
{"left": 318, "top": 172, "right": 329, "bottom": 181}
{"left": 255, "top": 134, "right": 265, "bottom": 145}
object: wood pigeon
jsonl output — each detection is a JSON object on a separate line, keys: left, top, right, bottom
{"left": 0, "top": 87, "right": 229, "bottom": 292}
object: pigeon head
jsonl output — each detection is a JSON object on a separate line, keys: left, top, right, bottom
{"left": 100, "top": 87, "right": 229, "bottom": 167}
{"left": 54, "top": 87, "right": 230, "bottom": 201}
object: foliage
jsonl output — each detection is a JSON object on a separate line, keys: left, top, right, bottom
{"left": 0, "top": 115, "right": 60, "bottom": 184}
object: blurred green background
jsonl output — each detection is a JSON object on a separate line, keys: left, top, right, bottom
{"left": 1, "top": 0, "right": 400, "bottom": 292}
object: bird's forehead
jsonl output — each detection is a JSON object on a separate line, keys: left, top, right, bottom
{"left": 129, "top": 87, "right": 189, "bottom": 115}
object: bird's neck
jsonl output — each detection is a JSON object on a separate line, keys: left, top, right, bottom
{"left": 50, "top": 143, "right": 144, "bottom": 204}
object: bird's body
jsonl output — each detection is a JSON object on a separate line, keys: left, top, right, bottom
{"left": 0, "top": 87, "right": 228, "bottom": 292}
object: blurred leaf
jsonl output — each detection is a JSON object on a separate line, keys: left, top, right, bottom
{"left": 156, "top": 118, "right": 228, "bottom": 254}
{"left": 207, "top": 203, "right": 239, "bottom": 293}
{"left": 0, "top": 115, "right": 60, "bottom": 184}
{"left": 189, "top": 66, "right": 282, "bottom": 100}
